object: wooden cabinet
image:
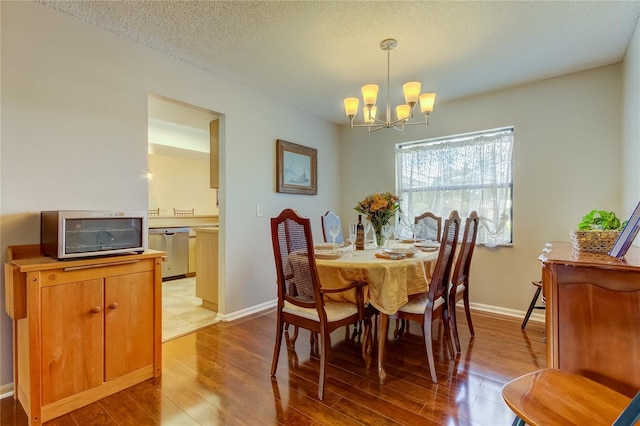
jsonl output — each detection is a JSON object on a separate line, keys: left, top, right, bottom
{"left": 195, "top": 227, "right": 218, "bottom": 311}
{"left": 4, "top": 247, "right": 164, "bottom": 425}
{"left": 540, "top": 241, "right": 640, "bottom": 397}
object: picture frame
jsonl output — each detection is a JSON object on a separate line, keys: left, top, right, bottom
{"left": 276, "top": 139, "right": 317, "bottom": 195}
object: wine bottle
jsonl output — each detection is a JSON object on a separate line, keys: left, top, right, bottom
{"left": 356, "top": 215, "right": 365, "bottom": 250}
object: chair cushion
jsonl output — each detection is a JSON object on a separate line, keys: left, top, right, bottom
{"left": 397, "top": 293, "right": 445, "bottom": 315}
{"left": 284, "top": 299, "right": 358, "bottom": 322}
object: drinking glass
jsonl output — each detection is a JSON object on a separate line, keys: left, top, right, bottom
{"left": 348, "top": 223, "right": 357, "bottom": 256}
{"left": 395, "top": 222, "right": 405, "bottom": 241}
{"left": 364, "top": 220, "right": 373, "bottom": 247}
{"left": 411, "top": 223, "right": 421, "bottom": 244}
{"left": 382, "top": 225, "right": 393, "bottom": 248}
{"left": 329, "top": 225, "right": 340, "bottom": 250}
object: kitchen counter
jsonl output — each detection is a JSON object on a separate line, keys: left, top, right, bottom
{"left": 148, "top": 215, "right": 218, "bottom": 229}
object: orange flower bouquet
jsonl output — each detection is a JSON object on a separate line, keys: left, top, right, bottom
{"left": 354, "top": 192, "right": 400, "bottom": 246}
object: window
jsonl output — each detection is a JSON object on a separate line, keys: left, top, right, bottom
{"left": 395, "top": 127, "right": 513, "bottom": 247}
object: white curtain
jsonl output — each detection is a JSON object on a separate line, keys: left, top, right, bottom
{"left": 395, "top": 129, "right": 513, "bottom": 247}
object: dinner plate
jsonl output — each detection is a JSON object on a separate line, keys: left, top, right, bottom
{"left": 315, "top": 251, "right": 344, "bottom": 260}
{"left": 314, "top": 242, "right": 350, "bottom": 251}
{"left": 400, "top": 238, "right": 425, "bottom": 243}
{"left": 415, "top": 246, "right": 438, "bottom": 252}
{"left": 382, "top": 248, "right": 419, "bottom": 258}
{"left": 414, "top": 241, "right": 440, "bottom": 249}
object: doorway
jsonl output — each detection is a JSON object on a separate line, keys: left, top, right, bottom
{"left": 147, "top": 94, "right": 221, "bottom": 341}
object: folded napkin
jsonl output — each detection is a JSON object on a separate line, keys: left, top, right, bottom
{"left": 375, "top": 252, "right": 407, "bottom": 260}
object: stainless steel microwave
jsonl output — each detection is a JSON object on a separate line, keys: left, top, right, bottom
{"left": 41, "top": 210, "right": 148, "bottom": 259}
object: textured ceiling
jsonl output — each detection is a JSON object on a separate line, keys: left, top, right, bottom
{"left": 41, "top": 1, "right": 640, "bottom": 125}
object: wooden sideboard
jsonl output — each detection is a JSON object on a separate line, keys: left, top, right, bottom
{"left": 4, "top": 246, "right": 165, "bottom": 425}
{"left": 540, "top": 241, "right": 640, "bottom": 397}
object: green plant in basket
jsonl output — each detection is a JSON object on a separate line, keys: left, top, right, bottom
{"left": 577, "top": 210, "right": 626, "bottom": 230}
{"left": 572, "top": 209, "right": 627, "bottom": 253}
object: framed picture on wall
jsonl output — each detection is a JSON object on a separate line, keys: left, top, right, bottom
{"left": 276, "top": 139, "right": 317, "bottom": 195}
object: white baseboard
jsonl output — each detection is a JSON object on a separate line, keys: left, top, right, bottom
{"left": 219, "top": 299, "right": 545, "bottom": 325}
{"left": 463, "top": 300, "right": 545, "bottom": 324}
{"left": 1, "top": 383, "right": 14, "bottom": 399}
{"left": 217, "top": 298, "right": 277, "bottom": 322}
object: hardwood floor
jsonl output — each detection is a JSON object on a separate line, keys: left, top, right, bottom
{"left": 1, "top": 308, "right": 546, "bottom": 425}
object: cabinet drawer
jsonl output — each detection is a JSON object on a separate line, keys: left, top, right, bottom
{"left": 38, "top": 258, "right": 155, "bottom": 287}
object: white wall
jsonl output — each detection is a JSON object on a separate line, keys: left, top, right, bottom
{"left": 623, "top": 16, "right": 640, "bottom": 219}
{"left": 339, "top": 64, "right": 625, "bottom": 315}
{"left": 0, "top": 2, "right": 341, "bottom": 389}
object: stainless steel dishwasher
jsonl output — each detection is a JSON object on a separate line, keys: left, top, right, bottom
{"left": 148, "top": 227, "right": 189, "bottom": 279}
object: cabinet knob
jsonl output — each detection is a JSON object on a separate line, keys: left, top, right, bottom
{"left": 90, "top": 306, "right": 101, "bottom": 314}
{"left": 108, "top": 302, "right": 119, "bottom": 310}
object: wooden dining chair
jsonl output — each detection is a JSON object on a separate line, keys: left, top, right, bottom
{"left": 173, "top": 208, "right": 194, "bottom": 216}
{"left": 394, "top": 210, "right": 460, "bottom": 383}
{"left": 521, "top": 279, "right": 545, "bottom": 329}
{"left": 321, "top": 211, "right": 344, "bottom": 244}
{"left": 502, "top": 368, "right": 640, "bottom": 426}
{"left": 414, "top": 211, "right": 442, "bottom": 242}
{"left": 270, "top": 208, "right": 369, "bottom": 400}
{"left": 449, "top": 211, "right": 479, "bottom": 352}
{"left": 394, "top": 211, "right": 443, "bottom": 338}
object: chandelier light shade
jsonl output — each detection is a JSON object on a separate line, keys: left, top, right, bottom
{"left": 403, "top": 82, "right": 421, "bottom": 107}
{"left": 344, "top": 39, "right": 436, "bottom": 133}
{"left": 344, "top": 97, "right": 359, "bottom": 117}
{"left": 361, "top": 84, "right": 379, "bottom": 108}
{"left": 419, "top": 93, "right": 436, "bottom": 114}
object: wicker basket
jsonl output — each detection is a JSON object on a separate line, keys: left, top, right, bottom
{"left": 569, "top": 229, "right": 621, "bottom": 253}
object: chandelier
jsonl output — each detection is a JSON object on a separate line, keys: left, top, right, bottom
{"left": 343, "top": 39, "right": 436, "bottom": 133}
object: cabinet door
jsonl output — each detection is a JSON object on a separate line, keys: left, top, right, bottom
{"left": 104, "top": 271, "right": 154, "bottom": 381}
{"left": 41, "top": 279, "right": 104, "bottom": 405}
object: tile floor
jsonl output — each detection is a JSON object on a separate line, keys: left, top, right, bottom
{"left": 162, "top": 277, "right": 220, "bottom": 342}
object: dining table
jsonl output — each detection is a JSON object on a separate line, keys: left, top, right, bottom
{"left": 314, "top": 242, "right": 439, "bottom": 384}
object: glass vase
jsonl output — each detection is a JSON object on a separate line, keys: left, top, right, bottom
{"left": 373, "top": 225, "right": 385, "bottom": 248}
